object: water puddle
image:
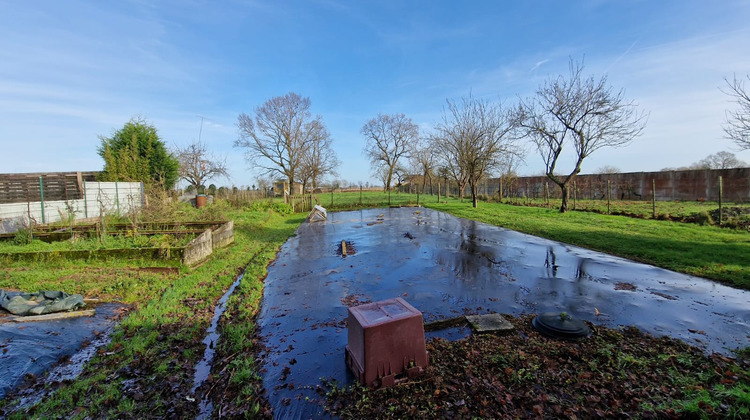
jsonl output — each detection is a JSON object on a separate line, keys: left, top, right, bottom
{"left": 256, "top": 207, "right": 750, "bottom": 418}
{"left": 191, "top": 270, "right": 244, "bottom": 419}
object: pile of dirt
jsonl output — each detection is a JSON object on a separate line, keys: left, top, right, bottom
{"left": 325, "top": 315, "right": 750, "bottom": 419}
{"left": 708, "top": 206, "right": 750, "bottom": 230}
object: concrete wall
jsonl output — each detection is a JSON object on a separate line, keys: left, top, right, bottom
{"left": 211, "top": 220, "right": 235, "bottom": 249}
{"left": 0, "top": 181, "right": 143, "bottom": 233}
{"left": 182, "top": 229, "right": 214, "bottom": 267}
{"left": 182, "top": 221, "right": 235, "bottom": 267}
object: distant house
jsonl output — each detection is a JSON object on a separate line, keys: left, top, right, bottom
{"left": 273, "top": 180, "right": 303, "bottom": 196}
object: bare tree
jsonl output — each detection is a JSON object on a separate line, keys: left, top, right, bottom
{"left": 437, "top": 159, "right": 468, "bottom": 200}
{"left": 723, "top": 75, "right": 750, "bottom": 150}
{"left": 432, "top": 96, "right": 519, "bottom": 208}
{"left": 514, "top": 59, "right": 647, "bottom": 212}
{"left": 392, "top": 165, "right": 409, "bottom": 192}
{"left": 175, "top": 141, "right": 229, "bottom": 192}
{"left": 496, "top": 152, "right": 523, "bottom": 201}
{"left": 694, "top": 151, "right": 747, "bottom": 169}
{"left": 374, "top": 164, "right": 391, "bottom": 192}
{"left": 409, "top": 144, "right": 436, "bottom": 194}
{"left": 235, "top": 92, "right": 329, "bottom": 189}
{"left": 297, "top": 131, "right": 339, "bottom": 192}
{"left": 362, "top": 113, "right": 419, "bottom": 192}
{"left": 596, "top": 165, "right": 621, "bottom": 174}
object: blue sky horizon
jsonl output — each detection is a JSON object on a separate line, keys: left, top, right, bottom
{"left": 2, "top": 0, "right": 750, "bottom": 188}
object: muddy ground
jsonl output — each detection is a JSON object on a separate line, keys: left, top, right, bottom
{"left": 325, "top": 314, "right": 750, "bottom": 419}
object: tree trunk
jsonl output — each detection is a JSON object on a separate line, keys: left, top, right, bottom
{"left": 471, "top": 182, "right": 478, "bottom": 208}
{"left": 498, "top": 176, "right": 503, "bottom": 202}
{"left": 559, "top": 183, "right": 569, "bottom": 213}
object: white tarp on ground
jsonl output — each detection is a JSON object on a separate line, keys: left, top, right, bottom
{"left": 0, "top": 181, "right": 143, "bottom": 233}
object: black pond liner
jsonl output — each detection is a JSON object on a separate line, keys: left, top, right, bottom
{"left": 257, "top": 207, "right": 750, "bottom": 418}
{"left": 0, "top": 303, "right": 125, "bottom": 401}
{"left": 532, "top": 312, "right": 591, "bottom": 339}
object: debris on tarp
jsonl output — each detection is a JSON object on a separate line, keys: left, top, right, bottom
{"left": 308, "top": 205, "right": 327, "bottom": 222}
{"left": 7, "top": 309, "right": 96, "bottom": 323}
{"left": 0, "top": 290, "right": 85, "bottom": 316}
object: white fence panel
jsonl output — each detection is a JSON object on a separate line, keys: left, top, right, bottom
{"left": 83, "top": 181, "right": 143, "bottom": 219}
{"left": 0, "top": 181, "right": 143, "bottom": 233}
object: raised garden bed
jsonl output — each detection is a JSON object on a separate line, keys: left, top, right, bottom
{"left": 0, "top": 221, "right": 234, "bottom": 267}
{"left": 0, "top": 221, "right": 228, "bottom": 243}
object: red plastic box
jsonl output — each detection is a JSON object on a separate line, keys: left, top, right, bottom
{"left": 345, "top": 297, "right": 428, "bottom": 387}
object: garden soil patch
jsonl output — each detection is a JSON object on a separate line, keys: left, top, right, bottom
{"left": 325, "top": 314, "right": 750, "bottom": 419}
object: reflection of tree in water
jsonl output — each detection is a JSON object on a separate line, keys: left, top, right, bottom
{"left": 544, "top": 247, "right": 558, "bottom": 277}
{"left": 459, "top": 221, "right": 479, "bottom": 255}
{"left": 575, "top": 258, "right": 591, "bottom": 281}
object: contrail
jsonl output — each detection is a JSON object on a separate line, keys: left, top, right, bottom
{"left": 606, "top": 37, "right": 641, "bottom": 72}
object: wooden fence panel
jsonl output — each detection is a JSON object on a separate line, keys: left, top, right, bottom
{"left": 0, "top": 172, "right": 97, "bottom": 204}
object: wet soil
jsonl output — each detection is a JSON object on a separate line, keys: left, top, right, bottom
{"left": 325, "top": 314, "right": 750, "bottom": 419}
{"left": 256, "top": 207, "right": 750, "bottom": 417}
{"left": 192, "top": 270, "right": 245, "bottom": 419}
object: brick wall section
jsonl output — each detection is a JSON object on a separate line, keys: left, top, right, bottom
{"left": 494, "top": 168, "right": 750, "bottom": 202}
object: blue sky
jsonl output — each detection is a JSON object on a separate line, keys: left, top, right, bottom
{"left": 2, "top": 0, "right": 749, "bottom": 187}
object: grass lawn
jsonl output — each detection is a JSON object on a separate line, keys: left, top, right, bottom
{"left": 509, "top": 197, "right": 750, "bottom": 219}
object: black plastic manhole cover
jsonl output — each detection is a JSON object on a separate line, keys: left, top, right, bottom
{"left": 532, "top": 312, "right": 591, "bottom": 339}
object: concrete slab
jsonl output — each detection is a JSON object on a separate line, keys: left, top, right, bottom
{"left": 466, "top": 313, "right": 515, "bottom": 333}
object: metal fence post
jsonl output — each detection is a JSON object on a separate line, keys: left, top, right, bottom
{"left": 718, "top": 176, "right": 723, "bottom": 226}
{"left": 115, "top": 182, "right": 120, "bottom": 215}
{"left": 83, "top": 180, "right": 88, "bottom": 218}
{"left": 38, "top": 176, "right": 46, "bottom": 224}
{"left": 607, "top": 179, "right": 611, "bottom": 215}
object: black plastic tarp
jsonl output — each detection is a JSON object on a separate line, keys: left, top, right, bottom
{"left": 256, "top": 207, "right": 750, "bottom": 418}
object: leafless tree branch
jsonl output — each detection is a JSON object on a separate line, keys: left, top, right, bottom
{"left": 175, "top": 141, "right": 229, "bottom": 191}
{"left": 361, "top": 113, "right": 419, "bottom": 191}
{"left": 722, "top": 74, "right": 750, "bottom": 150}
{"left": 513, "top": 59, "right": 647, "bottom": 212}
{"left": 235, "top": 92, "right": 330, "bottom": 189}
{"left": 432, "top": 96, "right": 521, "bottom": 207}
